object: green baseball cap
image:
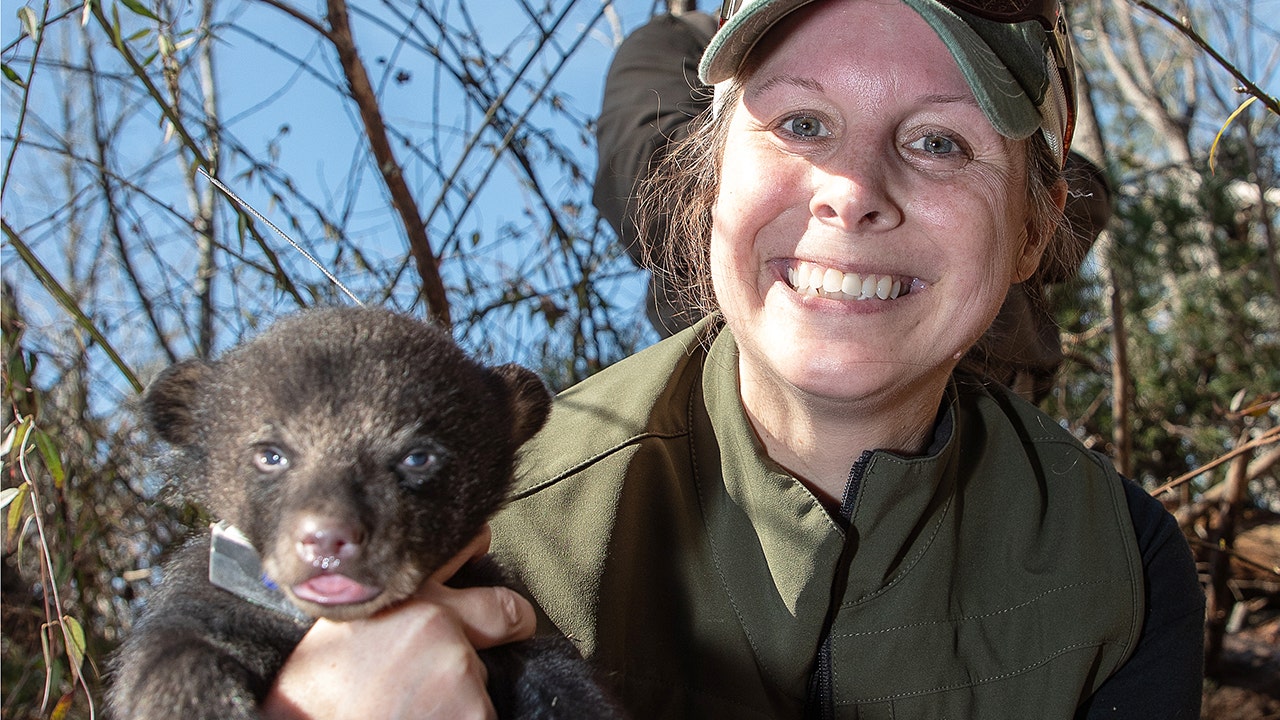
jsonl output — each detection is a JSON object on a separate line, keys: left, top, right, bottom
{"left": 699, "top": 0, "right": 1075, "bottom": 163}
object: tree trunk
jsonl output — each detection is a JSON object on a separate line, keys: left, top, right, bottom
{"left": 1203, "top": 428, "right": 1252, "bottom": 678}
{"left": 192, "top": 0, "right": 220, "bottom": 357}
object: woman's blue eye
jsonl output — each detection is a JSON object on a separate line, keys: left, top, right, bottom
{"left": 910, "top": 134, "right": 960, "bottom": 155}
{"left": 786, "top": 115, "right": 827, "bottom": 138}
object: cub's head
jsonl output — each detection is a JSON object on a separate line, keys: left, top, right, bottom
{"left": 143, "top": 306, "right": 550, "bottom": 620}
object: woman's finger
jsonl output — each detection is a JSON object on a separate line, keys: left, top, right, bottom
{"left": 420, "top": 581, "right": 537, "bottom": 650}
{"left": 422, "top": 524, "right": 537, "bottom": 649}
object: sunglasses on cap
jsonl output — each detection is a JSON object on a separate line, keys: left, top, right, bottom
{"left": 717, "top": 0, "right": 1077, "bottom": 155}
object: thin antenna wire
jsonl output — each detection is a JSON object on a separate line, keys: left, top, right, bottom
{"left": 198, "top": 167, "right": 364, "bottom": 306}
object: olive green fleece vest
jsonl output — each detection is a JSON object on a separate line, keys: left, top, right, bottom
{"left": 492, "top": 321, "right": 1143, "bottom": 720}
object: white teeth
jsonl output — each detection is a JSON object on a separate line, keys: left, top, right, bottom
{"left": 822, "top": 268, "right": 843, "bottom": 294}
{"left": 860, "top": 275, "right": 876, "bottom": 299}
{"left": 841, "top": 272, "right": 861, "bottom": 296}
{"left": 787, "top": 261, "right": 914, "bottom": 301}
{"left": 807, "top": 266, "right": 823, "bottom": 290}
{"left": 876, "top": 276, "right": 893, "bottom": 300}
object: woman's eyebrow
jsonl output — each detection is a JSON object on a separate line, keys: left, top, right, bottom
{"left": 746, "top": 77, "right": 981, "bottom": 113}
{"left": 919, "top": 92, "right": 981, "bottom": 108}
{"left": 749, "top": 74, "right": 827, "bottom": 99}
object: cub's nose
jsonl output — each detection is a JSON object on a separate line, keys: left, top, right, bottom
{"left": 294, "top": 515, "right": 366, "bottom": 568}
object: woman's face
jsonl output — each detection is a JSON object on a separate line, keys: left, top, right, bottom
{"left": 711, "top": 0, "right": 1045, "bottom": 410}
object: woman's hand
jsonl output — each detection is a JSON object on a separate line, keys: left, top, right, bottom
{"left": 261, "top": 526, "right": 536, "bottom": 720}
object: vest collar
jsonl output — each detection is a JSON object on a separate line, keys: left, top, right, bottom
{"left": 690, "top": 327, "right": 962, "bottom": 697}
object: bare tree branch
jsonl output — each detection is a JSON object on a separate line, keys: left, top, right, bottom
{"left": 1129, "top": 0, "right": 1280, "bottom": 117}
{"left": 320, "top": 0, "right": 451, "bottom": 325}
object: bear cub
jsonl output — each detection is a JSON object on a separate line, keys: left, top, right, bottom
{"left": 108, "top": 306, "right": 620, "bottom": 720}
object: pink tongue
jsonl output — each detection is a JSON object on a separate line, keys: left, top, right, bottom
{"left": 292, "top": 574, "right": 381, "bottom": 605}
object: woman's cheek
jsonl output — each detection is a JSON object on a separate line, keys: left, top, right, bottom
{"left": 715, "top": 151, "right": 802, "bottom": 247}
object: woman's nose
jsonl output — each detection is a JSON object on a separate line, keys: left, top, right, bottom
{"left": 808, "top": 160, "right": 902, "bottom": 231}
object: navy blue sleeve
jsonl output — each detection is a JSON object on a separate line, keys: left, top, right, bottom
{"left": 1079, "top": 478, "right": 1205, "bottom": 719}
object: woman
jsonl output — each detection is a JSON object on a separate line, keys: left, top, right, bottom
{"left": 266, "top": 2, "right": 1204, "bottom": 718}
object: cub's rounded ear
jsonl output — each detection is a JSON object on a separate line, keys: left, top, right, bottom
{"left": 490, "top": 363, "right": 551, "bottom": 446}
{"left": 143, "top": 360, "right": 212, "bottom": 446}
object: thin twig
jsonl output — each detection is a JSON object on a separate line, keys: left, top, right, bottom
{"left": 2, "top": 1, "right": 50, "bottom": 203}
{"left": 1150, "top": 425, "right": 1280, "bottom": 497}
{"left": 16, "top": 420, "right": 96, "bottom": 718}
{"left": 198, "top": 169, "right": 363, "bottom": 306}
{"left": 89, "top": 0, "right": 310, "bottom": 307}
{"left": 1129, "top": 0, "right": 1280, "bottom": 117}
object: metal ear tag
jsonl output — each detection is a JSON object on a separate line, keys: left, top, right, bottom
{"left": 209, "top": 521, "right": 310, "bottom": 623}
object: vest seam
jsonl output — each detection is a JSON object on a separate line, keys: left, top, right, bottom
{"left": 833, "top": 640, "right": 1122, "bottom": 704}
{"left": 1031, "top": 434, "right": 1144, "bottom": 675}
{"left": 1100, "top": 456, "right": 1146, "bottom": 673}
{"left": 833, "top": 579, "right": 1115, "bottom": 637}
{"left": 511, "top": 431, "right": 688, "bottom": 500}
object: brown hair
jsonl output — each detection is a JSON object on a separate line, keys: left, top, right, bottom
{"left": 637, "top": 84, "right": 738, "bottom": 323}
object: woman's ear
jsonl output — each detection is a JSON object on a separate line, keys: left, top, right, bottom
{"left": 1013, "top": 178, "right": 1068, "bottom": 283}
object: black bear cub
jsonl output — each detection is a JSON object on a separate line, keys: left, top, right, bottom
{"left": 108, "top": 306, "right": 619, "bottom": 720}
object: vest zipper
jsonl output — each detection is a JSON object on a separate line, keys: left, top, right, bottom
{"left": 805, "top": 451, "right": 873, "bottom": 720}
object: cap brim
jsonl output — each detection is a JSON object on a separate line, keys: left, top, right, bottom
{"left": 698, "top": 0, "right": 1043, "bottom": 143}
{"left": 903, "top": 0, "right": 1041, "bottom": 140}
{"left": 698, "top": 0, "right": 819, "bottom": 85}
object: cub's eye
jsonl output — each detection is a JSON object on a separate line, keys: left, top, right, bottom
{"left": 400, "top": 450, "right": 438, "bottom": 471}
{"left": 253, "top": 446, "right": 289, "bottom": 473}
{"left": 397, "top": 447, "right": 443, "bottom": 488}
{"left": 784, "top": 115, "right": 829, "bottom": 138}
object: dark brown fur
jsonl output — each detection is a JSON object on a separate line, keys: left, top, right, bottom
{"left": 107, "top": 307, "right": 620, "bottom": 719}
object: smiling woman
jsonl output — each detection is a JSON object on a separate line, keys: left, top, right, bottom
{"left": 707, "top": 1, "right": 1051, "bottom": 494}
{"left": 263, "top": 2, "right": 1207, "bottom": 718}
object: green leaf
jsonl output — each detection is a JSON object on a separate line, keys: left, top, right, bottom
{"left": 117, "top": 0, "right": 159, "bottom": 21}
{"left": 6, "top": 483, "right": 29, "bottom": 543}
{"left": 50, "top": 694, "right": 73, "bottom": 720}
{"left": 110, "top": 3, "right": 122, "bottom": 45}
{"left": 2, "top": 223, "right": 144, "bottom": 393}
{"left": 17, "top": 5, "right": 40, "bottom": 43}
{"left": 15, "top": 514, "right": 34, "bottom": 559}
{"left": 10, "top": 416, "right": 33, "bottom": 459}
{"left": 2, "top": 63, "right": 26, "bottom": 88}
{"left": 61, "top": 615, "right": 88, "bottom": 682}
{"left": 34, "top": 430, "right": 65, "bottom": 489}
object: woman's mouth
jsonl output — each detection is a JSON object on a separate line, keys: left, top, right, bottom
{"left": 785, "top": 261, "right": 923, "bottom": 301}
